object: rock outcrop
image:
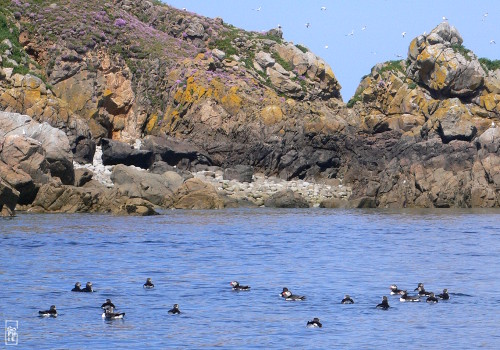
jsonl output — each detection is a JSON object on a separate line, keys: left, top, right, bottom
{"left": 1, "top": 0, "right": 500, "bottom": 212}
{"left": 407, "top": 22, "right": 485, "bottom": 97}
{"left": 0, "top": 112, "right": 75, "bottom": 184}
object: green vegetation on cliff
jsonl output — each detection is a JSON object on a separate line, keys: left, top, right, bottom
{"left": 479, "top": 58, "right": 500, "bottom": 73}
{"left": 0, "top": 6, "right": 31, "bottom": 75}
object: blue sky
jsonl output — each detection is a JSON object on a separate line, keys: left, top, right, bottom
{"left": 164, "top": 1, "right": 499, "bottom": 101}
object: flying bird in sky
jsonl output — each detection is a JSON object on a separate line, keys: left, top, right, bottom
{"left": 253, "top": 6, "right": 261, "bottom": 11}
{"left": 321, "top": 6, "right": 327, "bottom": 11}
{"left": 401, "top": 32, "right": 406, "bottom": 38}
{"left": 490, "top": 39, "right": 496, "bottom": 44}
{"left": 305, "top": 22, "right": 310, "bottom": 28}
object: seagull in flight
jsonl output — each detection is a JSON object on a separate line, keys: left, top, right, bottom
{"left": 490, "top": 39, "right": 496, "bottom": 44}
{"left": 324, "top": 45, "right": 329, "bottom": 49}
{"left": 253, "top": 6, "right": 261, "bottom": 11}
{"left": 346, "top": 30, "right": 354, "bottom": 37}
{"left": 442, "top": 16, "right": 448, "bottom": 21}
{"left": 321, "top": 6, "right": 327, "bottom": 11}
{"left": 361, "top": 25, "right": 367, "bottom": 31}
{"left": 401, "top": 31, "right": 406, "bottom": 38}
{"left": 483, "top": 12, "right": 488, "bottom": 21}
{"left": 395, "top": 54, "right": 403, "bottom": 58}
{"left": 305, "top": 22, "right": 310, "bottom": 28}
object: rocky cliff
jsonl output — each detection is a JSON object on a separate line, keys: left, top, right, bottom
{"left": 1, "top": 1, "right": 499, "bottom": 215}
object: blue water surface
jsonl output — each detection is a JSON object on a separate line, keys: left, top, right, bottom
{"left": 1, "top": 209, "right": 500, "bottom": 349}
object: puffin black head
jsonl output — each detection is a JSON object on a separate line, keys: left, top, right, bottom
{"left": 50, "top": 305, "right": 56, "bottom": 311}
{"left": 106, "top": 299, "right": 112, "bottom": 303}
{"left": 281, "top": 287, "right": 290, "bottom": 297}
{"left": 415, "top": 282, "right": 424, "bottom": 291}
{"left": 75, "top": 282, "right": 81, "bottom": 288}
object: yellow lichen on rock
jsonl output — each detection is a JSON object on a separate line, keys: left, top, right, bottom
{"left": 220, "top": 86, "right": 242, "bottom": 115}
{"left": 479, "top": 93, "right": 499, "bottom": 112}
{"left": 260, "top": 105, "right": 283, "bottom": 125}
{"left": 145, "top": 114, "right": 158, "bottom": 133}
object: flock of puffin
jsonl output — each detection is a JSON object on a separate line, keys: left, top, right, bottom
{"left": 38, "top": 279, "right": 450, "bottom": 327}
{"left": 38, "top": 279, "right": 178, "bottom": 319}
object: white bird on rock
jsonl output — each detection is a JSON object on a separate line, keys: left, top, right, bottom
{"left": 492, "top": 121, "right": 496, "bottom": 128}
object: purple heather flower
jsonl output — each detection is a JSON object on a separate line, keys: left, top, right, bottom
{"left": 114, "top": 18, "right": 127, "bottom": 27}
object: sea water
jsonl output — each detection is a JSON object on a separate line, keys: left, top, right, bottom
{"left": 1, "top": 209, "right": 499, "bottom": 349}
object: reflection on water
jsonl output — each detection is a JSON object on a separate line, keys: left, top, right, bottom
{"left": 1, "top": 209, "right": 499, "bottom": 349}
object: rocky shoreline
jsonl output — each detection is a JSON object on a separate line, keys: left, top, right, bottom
{"left": 1, "top": 1, "right": 500, "bottom": 215}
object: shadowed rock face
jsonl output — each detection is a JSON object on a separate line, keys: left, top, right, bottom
{"left": 101, "top": 138, "right": 154, "bottom": 169}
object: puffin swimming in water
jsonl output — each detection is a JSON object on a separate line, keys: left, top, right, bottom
{"left": 281, "top": 287, "right": 306, "bottom": 301}
{"left": 168, "top": 304, "right": 181, "bottom": 315}
{"left": 306, "top": 317, "right": 322, "bottom": 328}
{"left": 102, "top": 307, "right": 125, "bottom": 319}
{"left": 143, "top": 278, "right": 155, "bottom": 289}
{"left": 71, "top": 282, "right": 83, "bottom": 292}
{"left": 437, "top": 289, "right": 450, "bottom": 300}
{"left": 230, "top": 281, "right": 251, "bottom": 291}
{"left": 341, "top": 294, "right": 354, "bottom": 304}
{"left": 376, "top": 296, "right": 390, "bottom": 310}
{"left": 101, "top": 299, "right": 115, "bottom": 310}
{"left": 39, "top": 305, "right": 57, "bottom": 317}
{"left": 82, "top": 282, "right": 94, "bottom": 293}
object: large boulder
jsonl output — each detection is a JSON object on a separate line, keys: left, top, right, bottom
{"left": 273, "top": 43, "right": 342, "bottom": 99}
{"left": 0, "top": 112, "right": 75, "bottom": 184}
{"left": 149, "top": 161, "right": 194, "bottom": 180}
{"left": 110, "top": 164, "right": 176, "bottom": 207}
{"left": 173, "top": 178, "right": 224, "bottom": 209}
{"left": 0, "top": 159, "right": 38, "bottom": 205}
{"left": 0, "top": 135, "right": 51, "bottom": 184}
{"left": 407, "top": 22, "right": 485, "bottom": 97}
{"left": 29, "top": 181, "right": 158, "bottom": 215}
{"left": 101, "top": 138, "right": 154, "bottom": 169}
{"left": 0, "top": 177, "right": 19, "bottom": 216}
{"left": 264, "top": 189, "right": 309, "bottom": 208}
{"left": 141, "top": 135, "right": 212, "bottom": 170}
{"left": 223, "top": 165, "right": 254, "bottom": 183}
